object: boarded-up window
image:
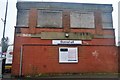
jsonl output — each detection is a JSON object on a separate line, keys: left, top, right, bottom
{"left": 37, "top": 10, "right": 62, "bottom": 28}
{"left": 70, "top": 12, "right": 95, "bottom": 28}
{"left": 102, "top": 13, "right": 113, "bottom": 29}
{"left": 16, "top": 10, "right": 29, "bottom": 27}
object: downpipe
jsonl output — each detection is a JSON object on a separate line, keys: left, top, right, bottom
{"left": 19, "top": 45, "right": 23, "bottom": 77}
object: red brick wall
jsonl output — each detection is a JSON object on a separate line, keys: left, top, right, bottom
{"left": 13, "top": 44, "right": 118, "bottom": 76}
{"left": 22, "top": 45, "right": 117, "bottom": 75}
{"left": 12, "top": 37, "right": 118, "bottom": 76}
{"left": 118, "top": 47, "right": 120, "bottom": 72}
{"left": 12, "top": 8, "right": 118, "bottom": 76}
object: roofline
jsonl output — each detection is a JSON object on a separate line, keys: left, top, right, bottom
{"left": 16, "top": 1, "right": 113, "bottom": 12}
{"left": 17, "top": 1, "right": 112, "bottom": 6}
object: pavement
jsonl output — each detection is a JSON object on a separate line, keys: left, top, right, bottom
{"left": 0, "top": 73, "right": 119, "bottom": 80}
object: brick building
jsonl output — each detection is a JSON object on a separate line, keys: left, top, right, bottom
{"left": 12, "top": 2, "right": 118, "bottom": 76}
{"left": 118, "top": 1, "right": 120, "bottom": 72}
{"left": 119, "top": 1, "right": 120, "bottom": 45}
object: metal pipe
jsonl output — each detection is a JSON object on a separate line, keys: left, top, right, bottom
{"left": 19, "top": 45, "right": 23, "bottom": 76}
{"left": 3, "top": 0, "right": 8, "bottom": 38}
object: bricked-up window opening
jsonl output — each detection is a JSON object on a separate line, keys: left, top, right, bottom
{"left": 101, "top": 13, "right": 113, "bottom": 29}
{"left": 70, "top": 12, "right": 95, "bottom": 28}
{"left": 16, "top": 10, "right": 29, "bottom": 27}
{"left": 37, "top": 10, "right": 62, "bottom": 28}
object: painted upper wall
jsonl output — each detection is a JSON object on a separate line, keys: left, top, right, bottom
{"left": 16, "top": 2, "right": 113, "bottom": 29}
{"left": 16, "top": 2, "right": 113, "bottom": 12}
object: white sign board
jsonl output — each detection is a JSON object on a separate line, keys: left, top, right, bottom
{"left": 5, "top": 46, "right": 13, "bottom": 64}
{"left": 59, "top": 47, "right": 78, "bottom": 63}
{"left": 52, "top": 40, "right": 82, "bottom": 45}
